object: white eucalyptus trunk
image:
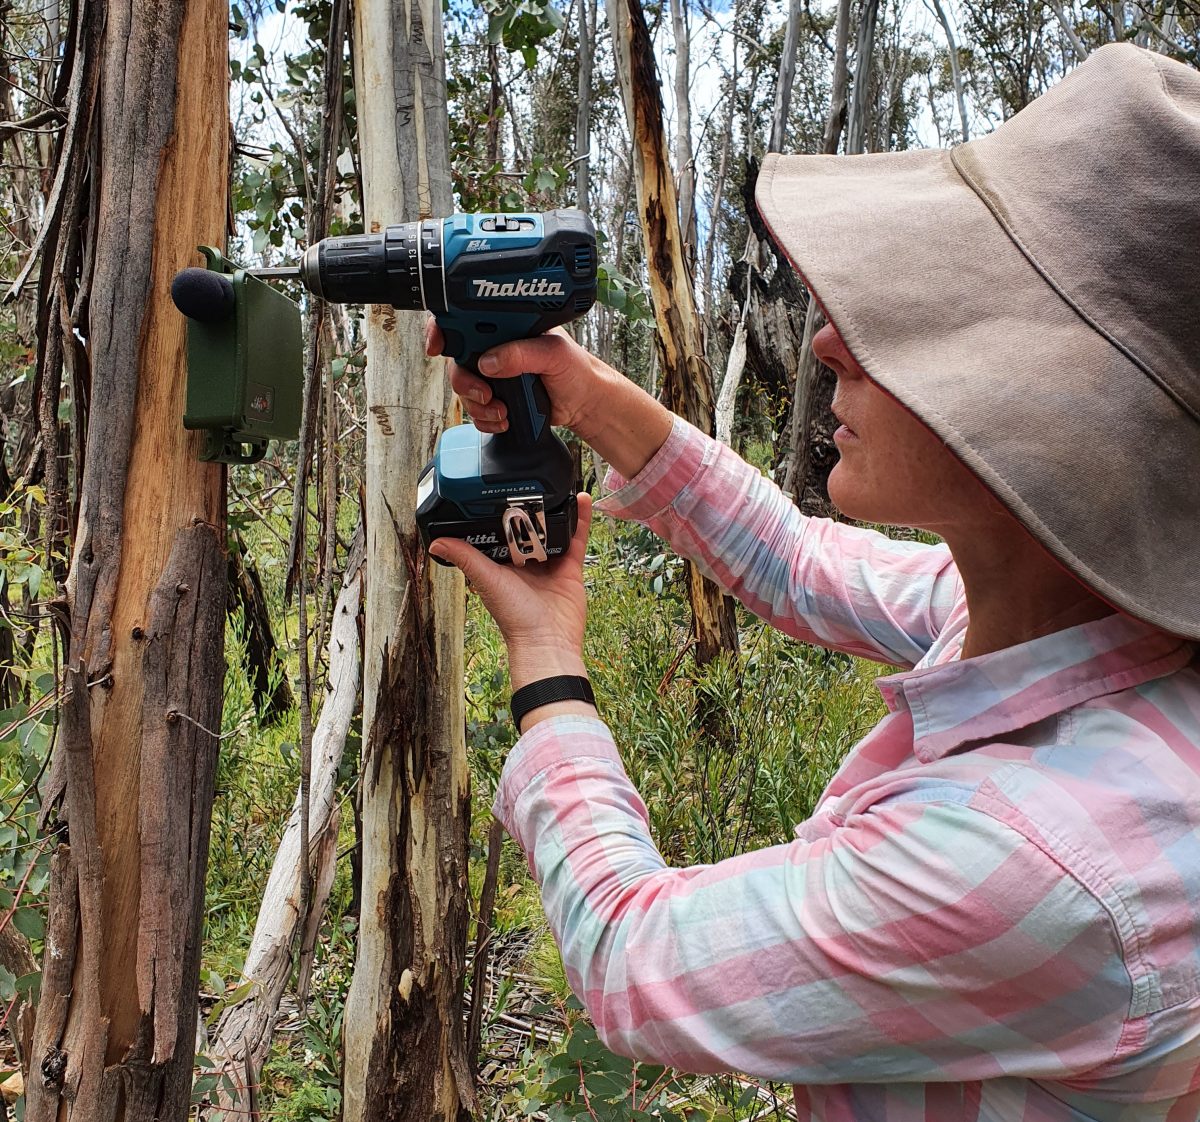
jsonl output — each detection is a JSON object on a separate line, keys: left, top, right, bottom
{"left": 929, "top": 0, "right": 970, "bottom": 140}
{"left": 768, "top": 0, "right": 802, "bottom": 153}
{"left": 342, "top": 0, "right": 472, "bottom": 1118}
{"left": 575, "top": 0, "right": 596, "bottom": 213}
{"left": 669, "top": 0, "right": 698, "bottom": 254}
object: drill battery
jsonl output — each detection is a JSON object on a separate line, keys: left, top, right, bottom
{"left": 416, "top": 421, "right": 578, "bottom": 565}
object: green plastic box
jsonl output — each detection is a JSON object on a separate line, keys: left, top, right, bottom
{"left": 182, "top": 246, "right": 303, "bottom": 464}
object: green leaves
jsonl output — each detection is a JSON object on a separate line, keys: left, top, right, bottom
{"left": 524, "top": 1020, "right": 690, "bottom": 1122}
{"left": 484, "top": 0, "right": 565, "bottom": 60}
{"left": 0, "top": 483, "right": 55, "bottom": 603}
{"left": 597, "top": 264, "right": 654, "bottom": 323}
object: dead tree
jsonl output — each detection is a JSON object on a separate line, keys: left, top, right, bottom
{"left": 607, "top": 0, "right": 738, "bottom": 663}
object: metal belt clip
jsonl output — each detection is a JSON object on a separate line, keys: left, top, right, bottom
{"left": 502, "top": 496, "right": 548, "bottom": 566}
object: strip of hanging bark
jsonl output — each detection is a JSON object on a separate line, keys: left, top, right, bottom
{"left": 137, "top": 526, "right": 227, "bottom": 1066}
{"left": 228, "top": 532, "right": 294, "bottom": 721}
{"left": 2, "top": 0, "right": 96, "bottom": 306}
{"left": 205, "top": 544, "right": 362, "bottom": 1116}
{"left": 27, "top": 2, "right": 100, "bottom": 587}
{"left": 466, "top": 817, "right": 505, "bottom": 1077}
{"left": 607, "top": 0, "right": 737, "bottom": 663}
{"left": 714, "top": 305, "right": 749, "bottom": 447}
{"left": 21, "top": 846, "right": 76, "bottom": 1118}
{"left": 285, "top": 0, "right": 348, "bottom": 604}
{"left": 0, "top": 920, "right": 38, "bottom": 1070}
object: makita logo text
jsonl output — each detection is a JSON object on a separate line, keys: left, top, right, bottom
{"left": 465, "top": 533, "right": 498, "bottom": 545}
{"left": 472, "top": 278, "right": 565, "bottom": 298}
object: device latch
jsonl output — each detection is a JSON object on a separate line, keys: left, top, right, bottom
{"left": 502, "top": 497, "right": 548, "bottom": 566}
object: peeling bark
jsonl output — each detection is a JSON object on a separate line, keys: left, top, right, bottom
{"left": 228, "top": 534, "right": 294, "bottom": 721}
{"left": 26, "top": 0, "right": 229, "bottom": 1118}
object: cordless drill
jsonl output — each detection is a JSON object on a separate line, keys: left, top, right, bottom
{"left": 299, "top": 210, "right": 597, "bottom": 565}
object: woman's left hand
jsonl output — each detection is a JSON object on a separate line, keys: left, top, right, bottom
{"left": 428, "top": 493, "right": 594, "bottom": 693}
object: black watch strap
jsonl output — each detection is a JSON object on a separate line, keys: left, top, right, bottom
{"left": 510, "top": 675, "right": 596, "bottom": 729}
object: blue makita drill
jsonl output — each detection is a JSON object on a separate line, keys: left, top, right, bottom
{"left": 298, "top": 210, "right": 597, "bottom": 565}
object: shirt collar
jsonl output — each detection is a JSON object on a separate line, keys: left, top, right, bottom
{"left": 875, "top": 613, "right": 1195, "bottom": 762}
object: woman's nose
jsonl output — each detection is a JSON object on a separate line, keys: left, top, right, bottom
{"left": 812, "top": 320, "right": 864, "bottom": 379}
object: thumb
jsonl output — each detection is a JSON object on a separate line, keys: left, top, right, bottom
{"left": 428, "top": 536, "right": 497, "bottom": 591}
{"left": 477, "top": 330, "right": 574, "bottom": 379}
{"left": 564, "top": 492, "right": 594, "bottom": 567}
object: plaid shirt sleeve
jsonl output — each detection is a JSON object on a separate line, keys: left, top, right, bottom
{"left": 493, "top": 717, "right": 1131, "bottom": 1084}
{"left": 595, "top": 416, "right": 963, "bottom": 668}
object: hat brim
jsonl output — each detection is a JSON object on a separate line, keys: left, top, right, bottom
{"left": 756, "top": 149, "right": 1200, "bottom": 640}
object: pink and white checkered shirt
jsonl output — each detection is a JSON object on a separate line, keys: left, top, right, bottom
{"left": 493, "top": 417, "right": 1200, "bottom": 1121}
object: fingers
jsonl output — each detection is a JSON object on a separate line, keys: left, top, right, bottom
{"left": 448, "top": 365, "right": 508, "bottom": 432}
{"left": 427, "top": 318, "right": 504, "bottom": 426}
{"left": 425, "top": 317, "right": 444, "bottom": 357}
{"left": 565, "top": 493, "right": 593, "bottom": 568}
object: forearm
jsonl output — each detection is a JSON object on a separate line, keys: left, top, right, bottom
{"left": 575, "top": 361, "right": 675, "bottom": 482}
{"left": 495, "top": 723, "right": 1129, "bottom": 1082}
{"left": 596, "top": 417, "right": 962, "bottom": 666}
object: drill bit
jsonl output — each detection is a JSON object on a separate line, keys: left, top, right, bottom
{"left": 248, "top": 266, "right": 301, "bottom": 280}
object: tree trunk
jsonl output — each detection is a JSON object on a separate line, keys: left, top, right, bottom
{"left": 823, "top": 0, "right": 854, "bottom": 155}
{"left": 341, "top": 1, "right": 474, "bottom": 1118}
{"left": 206, "top": 544, "right": 363, "bottom": 1115}
{"left": 606, "top": 0, "right": 737, "bottom": 664}
{"left": 930, "top": 0, "right": 971, "bottom": 140}
{"left": 847, "top": 0, "right": 881, "bottom": 155}
{"left": 777, "top": 0, "right": 853, "bottom": 509}
{"left": 575, "top": 0, "right": 596, "bottom": 213}
{"left": 721, "top": 0, "right": 803, "bottom": 456}
{"left": 25, "top": 0, "right": 229, "bottom": 1118}
{"left": 669, "top": 0, "right": 698, "bottom": 257}
{"left": 768, "top": 0, "right": 803, "bottom": 153}
{"left": 701, "top": 52, "right": 735, "bottom": 310}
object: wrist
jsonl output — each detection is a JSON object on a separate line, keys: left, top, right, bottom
{"left": 507, "top": 645, "right": 588, "bottom": 692}
{"left": 510, "top": 673, "right": 596, "bottom": 734}
{"left": 516, "top": 698, "right": 598, "bottom": 735}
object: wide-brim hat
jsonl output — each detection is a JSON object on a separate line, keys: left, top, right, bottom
{"left": 755, "top": 43, "right": 1200, "bottom": 641}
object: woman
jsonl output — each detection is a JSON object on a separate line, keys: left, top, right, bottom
{"left": 428, "top": 42, "right": 1200, "bottom": 1121}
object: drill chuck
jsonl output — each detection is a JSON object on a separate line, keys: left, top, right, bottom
{"left": 299, "top": 220, "right": 445, "bottom": 310}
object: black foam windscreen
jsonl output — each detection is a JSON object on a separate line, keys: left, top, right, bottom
{"left": 171, "top": 267, "right": 235, "bottom": 323}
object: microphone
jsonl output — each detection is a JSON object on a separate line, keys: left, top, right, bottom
{"left": 170, "top": 267, "right": 235, "bottom": 322}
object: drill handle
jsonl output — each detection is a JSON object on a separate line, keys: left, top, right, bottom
{"left": 481, "top": 371, "right": 554, "bottom": 451}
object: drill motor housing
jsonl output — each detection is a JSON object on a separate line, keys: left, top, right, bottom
{"left": 303, "top": 209, "right": 597, "bottom": 563}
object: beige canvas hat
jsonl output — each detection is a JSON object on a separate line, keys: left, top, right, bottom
{"left": 755, "top": 43, "right": 1200, "bottom": 641}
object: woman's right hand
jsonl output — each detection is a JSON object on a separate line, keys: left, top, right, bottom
{"left": 425, "top": 318, "right": 676, "bottom": 481}
{"left": 425, "top": 321, "right": 615, "bottom": 447}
